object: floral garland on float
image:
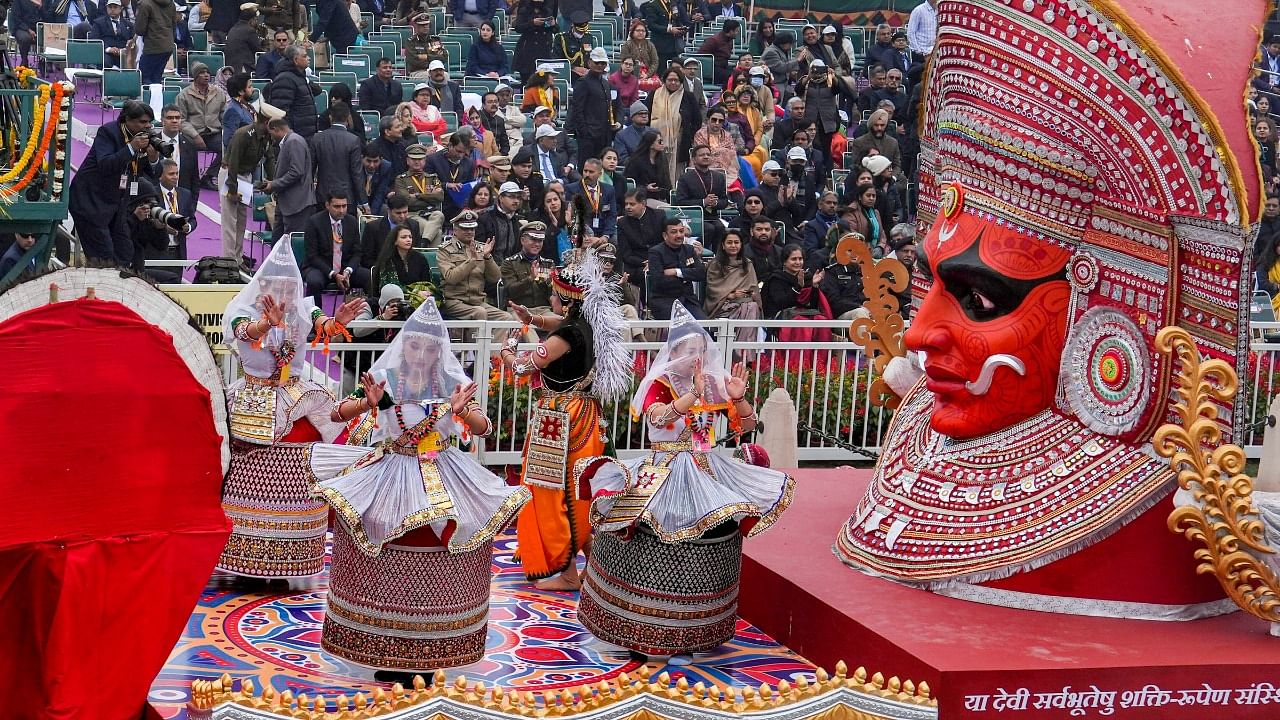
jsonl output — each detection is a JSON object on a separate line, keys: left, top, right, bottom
{"left": 0, "top": 68, "right": 73, "bottom": 204}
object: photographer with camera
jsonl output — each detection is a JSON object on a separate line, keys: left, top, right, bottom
{"left": 155, "top": 159, "right": 198, "bottom": 260}
{"left": 127, "top": 180, "right": 190, "bottom": 283}
{"left": 796, "top": 59, "right": 856, "bottom": 180}
{"left": 69, "top": 101, "right": 161, "bottom": 267}
{"left": 338, "top": 282, "right": 410, "bottom": 396}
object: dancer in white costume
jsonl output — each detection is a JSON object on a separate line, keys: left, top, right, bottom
{"left": 576, "top": 304, "right": 794, "bottom": 657}
{"left": 309, "top": 297, "right": 530, "bottom": 678}
{"left": 218, "top": 240, "right": 365, "bottom": 579}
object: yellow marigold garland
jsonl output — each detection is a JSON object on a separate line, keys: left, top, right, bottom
{"left": 0, "top": 83, "right": 49, "bottom": 186}
{"left": 14, "top": 66, "right": 36, "bottom": 88}
{"left": 6, "top": 82, "right": 63, "bottom": 197}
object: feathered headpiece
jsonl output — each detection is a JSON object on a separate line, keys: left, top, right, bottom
{"left": 572, "top": 249, "right": 633, "bottom": 403}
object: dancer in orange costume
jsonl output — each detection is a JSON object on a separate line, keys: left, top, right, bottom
{"left": 501, "top": 249, "right": 632, "bottom": 591}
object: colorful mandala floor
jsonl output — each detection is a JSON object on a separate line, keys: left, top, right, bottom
{"left": 149, "top": 530, "right": 817, "bottom": 719}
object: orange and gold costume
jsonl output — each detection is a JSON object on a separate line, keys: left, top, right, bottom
{"left": 515, "top": 390, "right": 604, "bottom": 580}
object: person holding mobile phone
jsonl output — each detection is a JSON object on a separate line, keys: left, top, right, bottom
{"left": 641, "top": 0, "right": 692, "bottom": 72}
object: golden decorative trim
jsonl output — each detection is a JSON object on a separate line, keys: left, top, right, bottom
{"left": 836, "top": 232, "right": 910, "bottom": 409}
{"left": 1152, "top": 326, "right": 1280, "bottom": 622}
{"left": 186, "top": 661, "right": 936, "bottom": 719}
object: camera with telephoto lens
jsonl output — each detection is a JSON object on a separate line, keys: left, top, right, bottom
{"left": 148, "top": 205, "right": 190, "bottom": 233}
{"left": 137, "top": 128, "right": 174, "bottom": 158}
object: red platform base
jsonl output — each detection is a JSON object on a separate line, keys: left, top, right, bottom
{"left": 740, "top": 468, "right": 1280, "bottom": 719}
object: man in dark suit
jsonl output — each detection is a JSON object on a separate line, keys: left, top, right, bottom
{"left": 154, "top": 158, "right": 199, "bottom": 259}
{"left": 563, "top": 158, "right": 617, "bottom": 238}
{"left": 528, "top": 125, "right": 570, "bottom": 184}
{"left": 646, "top": 216, "right": 707, "bottom": 320}
{"left": 303, "top": 192, "right": 368, "bottom": 305}
{"left": 425, "top": 130, "right": 476, "bottom": 222}
{"left": 310, "top": 102, "right": 366, "bottom": 210}
{"left": 359, "top": 194, "right": 421, "bottom": 283}
{"left": 69, "top": 101, "right": 159, "bottom": 266}
{"left": 357, "top": 57, "right": 404, "bottom": 116}
{"left": 672, "top": 144, "right": 729, "bottom": 249}
{"left": 565, "top": 47, "right": 617, "bottom": 167}
{"left": 256, "top": 29, "right": 291, "bottom": 79}
{"left": 881, "top": 29, "right": 913, "bottom": 78}
{"left": 155, "top": 104, "right": 201, "bottom": 201}
{"left": 617, "top": 188, "right": 664, "bottom": 278}
{"left": 522, "top": 107, "right": 572, "bottom": 160}
{"left": 88, "top": 0, "right": 134, "bottom": 68}
{"left": 361, "top": 145, "right": 395, "bottom": 216}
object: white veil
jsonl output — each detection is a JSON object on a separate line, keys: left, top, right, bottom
{"left": 369, "top": 297, "right": 470, "bottom": 405}
{"left": 630, "top": 303, "right": 731, "bottom": 419}
{"left": 221, "top": 240, "right": 318, "bottom": 378}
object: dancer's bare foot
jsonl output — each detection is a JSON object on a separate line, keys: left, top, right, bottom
{"left": 535, "top": 575, "right": 581, "bottom": 592}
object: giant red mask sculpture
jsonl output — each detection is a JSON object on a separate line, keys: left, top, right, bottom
{"left": 835, "top": 0, "right": 1262, "bottom": 618}
{"left": 907, "top": 184, "right": 1071, "bottom": 440}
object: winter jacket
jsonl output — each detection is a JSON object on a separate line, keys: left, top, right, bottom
{"left": 266, "top": 58, "right": 322, "bottom": 138}
{"left": 135, "top": 0, "right": 178, "bottom": 55}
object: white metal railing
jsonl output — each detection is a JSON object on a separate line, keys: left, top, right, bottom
{"left": 210, "top": 318, "right": 1280, "bottom": 464}
{"left": 214, "top": 318, "right": 891, "bottom": 465}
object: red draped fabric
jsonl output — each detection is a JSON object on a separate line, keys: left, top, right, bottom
{"left": 0, "top": 299, "right": 230, "bottom": 720}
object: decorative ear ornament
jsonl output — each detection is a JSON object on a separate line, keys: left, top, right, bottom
{"left": 1060, "top": 306, "right": 1151, "bottom": 437}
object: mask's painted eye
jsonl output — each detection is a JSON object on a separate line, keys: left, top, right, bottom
{"left": 964, "top": 289, "right": 997, "bottom": 321}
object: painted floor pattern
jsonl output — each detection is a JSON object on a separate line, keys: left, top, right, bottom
{"left": 148, "top": 530, "right": 817, "bottom": 719}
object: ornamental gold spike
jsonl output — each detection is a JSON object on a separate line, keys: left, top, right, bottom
{"left": 836, "top": 231, "right": 910, "bottom": 409}
{"left": 1153, "top": 326, "right": 1280, "bottom": 623}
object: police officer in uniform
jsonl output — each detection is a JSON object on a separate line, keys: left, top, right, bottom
{"left": 499, "top": 220, "right": 554, "bottom": 315}
{"left": 436, "top": 209, "right": 526, "bottom": 345}
{"left": 486, "top": 154, "right": 513, "bottom": 197}
{"left": 392, "top": 143, "right": 446, "bottom": 246}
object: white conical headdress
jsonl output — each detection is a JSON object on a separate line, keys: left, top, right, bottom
{"left": 369, "top": 297, "right": 470, "bottom": 404}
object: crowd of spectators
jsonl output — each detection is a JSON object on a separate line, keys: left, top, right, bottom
{"left": 59, "top": 0, "right": 941, "bottom": 328}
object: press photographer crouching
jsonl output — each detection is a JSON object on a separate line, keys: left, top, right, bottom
{"left": 69, "top": 101, "right": 163, "bottom": 266}
{"left": 127, "top": 180, "right": 191, "bottom": 284}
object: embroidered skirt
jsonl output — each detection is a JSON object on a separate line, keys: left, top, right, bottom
{"left": 321, "top": 524, "right": 493, "bottom": 670}
{"left": 217, "top": 441, "right": 328, "bottom": 578}
{"left": 578, "top": 525, "right": 743, "bottom": 656}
